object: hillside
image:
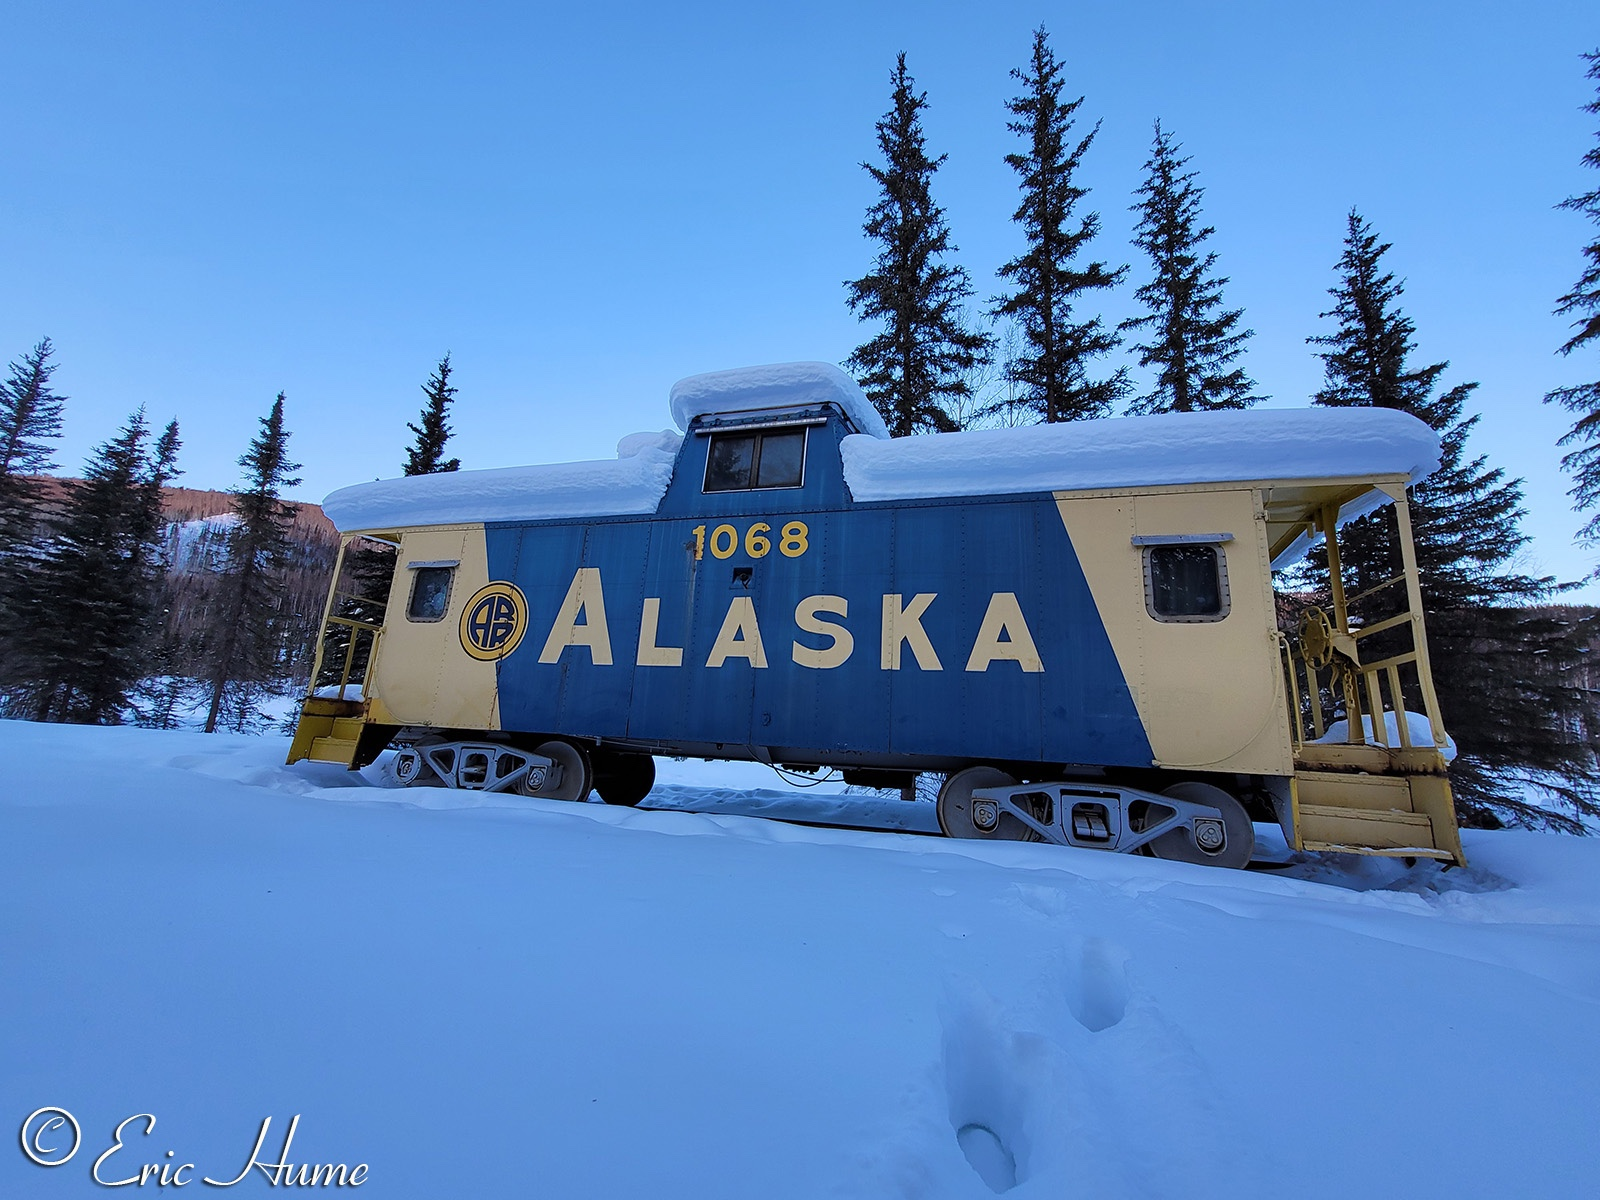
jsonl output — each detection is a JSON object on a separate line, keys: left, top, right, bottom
{"left": 159, "top": 484, "right": 339, "bottom": 542}
{"left": 27, "top": 477, "right": 337, "bottom": 541}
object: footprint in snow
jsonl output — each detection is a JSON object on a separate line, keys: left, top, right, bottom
{"left": 1064, "top": 935, "right": 1130, "bottom": 1033}
{"left": 939, "top": 982, "right": 1041, "bottom": 1193}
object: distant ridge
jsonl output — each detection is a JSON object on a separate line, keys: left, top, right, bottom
{"left": 30, "top": 477, "right": 337, "bottom": 542}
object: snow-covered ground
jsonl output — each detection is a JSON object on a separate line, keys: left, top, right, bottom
{"left": 3, "top": 721, "right": 1598, "bottom": 1198}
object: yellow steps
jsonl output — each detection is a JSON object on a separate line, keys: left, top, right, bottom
{"left": 1298, "top": 804, "right": 1439, "bottom": 852}
{"left": 307, "top": 737, "right": 359, "bottom": 765}
{"left": 1295, "top": 770, "right": 1413, "bottom": 812}
{"left": 287, "top": 699, "right": 366, "bottom": 766}
{"left": 1291, "top": 769, "right": 1464, "bottom": 865}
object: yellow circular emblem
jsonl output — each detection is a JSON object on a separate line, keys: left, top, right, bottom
{"left": 459, "top": 582, "right": 529, "bottom": 661}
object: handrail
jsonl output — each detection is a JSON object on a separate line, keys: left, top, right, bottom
{"left": 1351, "top": 612, "right": 1413, "bottom": 640}
{"left": 1357, "top": 649, "right": 1420, "bottom": 676}
{"left": 319, "top": 620, "right": 381, "bottom": 702}
{"left": 1343, "top": 573, "right": 1407, "bottom": 608}
{"left": 326, "top": 615, "right": 383, "bottom": 633}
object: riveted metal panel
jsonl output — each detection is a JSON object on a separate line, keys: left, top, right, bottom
{"left": 461, "top": 407, "right": 1153, "bottom": 771}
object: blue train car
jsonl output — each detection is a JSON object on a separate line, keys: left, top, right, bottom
{"left": 290, "top": 363, "right": 1466, "bottom": 868}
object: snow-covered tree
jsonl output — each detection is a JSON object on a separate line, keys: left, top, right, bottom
{"left": 404, "top": 353, "right": 462, "bottom": 475}
{"left": 1121, "top": 122, "right": 1263, "bottom": 414}
{"left": 991, "top": 27, "right": 1127, "bottom": 423}
{"left": 1309, "top": 211, "right": 1597, "bottom": 829}
{"left": 1546, "top": 50, "right": 1600, "bottom": 548}
{"left": 845, "top": 54, "right": 990, "bottom": 435}
{"left": 202, "top": 393, "right": 302, "bottom": 733}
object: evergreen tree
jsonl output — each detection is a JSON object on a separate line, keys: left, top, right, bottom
{"left": 6, "top": 411, "right": 180, "bottom": 723}
{"left": 1308, "top": 211, "right": 1597, "bottom": 828}
{"left": 404, "top": 354, "right": 461, "bottom": 475}
{"left": 845, "top": 54, "right": 991, "bottom": 436}
{"left": 1120, "top": 122, "right": 1263, "bottom": 414}
{"left": 0, "top": 338, "right": 67, "bottom": 553}
{"left": 1546, "top": 50, "right": 1600, "bottom": 546}
{"left": 202, "top": 393, "right": 303, "bottom": 733}
{"left": 991, "top": 27, "right": 1127, "bottom": 423}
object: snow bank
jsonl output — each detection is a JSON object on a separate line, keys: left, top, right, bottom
{"left": 5, "top": 721, "right": 1600, "bottom": 1199}
{"left": 670, "top": 361, "right": 891, "bottom": 439}
{"left": 320, "top": 438, "right": 680, "bottom": 533}
{"left": 1317, "top": 710, "right": 1458, "bottom": 760}
{"left": 841, "top": 406, "right": 1440, "bottom": 504}
{"left": 615, "top": 427, "right": 683, "bottom": 459}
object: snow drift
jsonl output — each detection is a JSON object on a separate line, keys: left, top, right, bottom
{"left": 838, "top": 405, "right": 1440, "bottom": 502}
{"left": 3, "top": 721, "right": 1597, "bottom": 1199}
{"left": 669, "top": 360, "right": 890, "bottom": 439}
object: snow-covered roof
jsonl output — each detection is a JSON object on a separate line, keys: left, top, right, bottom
{"left": 321, "top": 430, "right": 682, "bottom": 533}
{"left": 320, "top": 362, "right": 1440, "bottom": 543}
{"left": 669, "top": 361, "right": 890, "bottom": 439}
{"left": 839, "top": 406, "right": 1440, "bottom": 502}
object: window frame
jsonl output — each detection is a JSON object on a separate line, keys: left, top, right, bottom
{"left": 701, "top": 426, "right": 809, "bottom": 494}
{"left": 1135, "top": 535, "right": 1233, "bottom": 624}
{"left": 405, "top": 561, "right": 458, "bottom": 624}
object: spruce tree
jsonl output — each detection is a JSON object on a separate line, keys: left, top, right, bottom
{"left": 1121, "top": 122, "right": 1263, "bottom": 414}
{"left": 202, "top": 393, "right": 303, "bottom": 733}
{"left": 7, "top": 411, "right": 180, "bottom": 723}
{"left": 991, "top": 27, "right": 1127, "bottom": 423}
{"left": 404, "top": 354, "right": 461, "bottom": 475}
{"left": 845, "top": 54, "right": 991, "bottom": 436}
{"left": 1308, "top": 211, "right": 1597, "bottom": 828}
{"left": 1546, "top": 50, "right": 1600, "bottom": 546}
{"left": 0, "top": 338, "right": 67, "bottom": 553}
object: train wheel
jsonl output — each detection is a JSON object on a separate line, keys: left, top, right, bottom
{"left": 937, "top": 766, "right": 1040, "bottom": 841}
{"left": 522, "top": 740, "right": 594, "bottom": 801}
{"left": 1145, "top": 781, "right": 1254, "bottom": 869}
{"left": 594, "top": 754, "right": 655, "bottom": 807}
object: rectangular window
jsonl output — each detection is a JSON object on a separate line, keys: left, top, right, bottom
{"left": 407, "top": 565, "right": 456, "bottom": 622}
{"left": 1142, "top": 544, "right": 1230, "bottom": 622}
{"left": 703, "top": 428, "right": 807, "bottom": 492}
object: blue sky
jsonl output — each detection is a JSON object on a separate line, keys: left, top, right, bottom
{"left": 3, "top": 2, "right": 1597, "bottom": 587}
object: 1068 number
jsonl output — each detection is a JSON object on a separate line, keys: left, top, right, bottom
{"left": 691, "top": 520, "right": 809, "bottom": 560}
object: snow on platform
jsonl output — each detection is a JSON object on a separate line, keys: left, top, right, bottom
{"left": 5, "top": 720, "right": 1596, "bottom": 1199}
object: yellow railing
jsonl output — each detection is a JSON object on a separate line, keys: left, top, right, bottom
{"left": 1280, "top": 622, "right": 1443, "bottom": 755}
{"left": 312, "top": 614, "right": 383, "bottom": 702}
{"left": 304, "top": 530, "right": 388, "bottom": 705}
{"left": 1278, "top": 490, "right": 1449, "bottom": 761}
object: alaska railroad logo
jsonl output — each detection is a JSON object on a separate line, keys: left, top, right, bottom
{"left": 460, "top": 582, "right": 529, "bottom": 661}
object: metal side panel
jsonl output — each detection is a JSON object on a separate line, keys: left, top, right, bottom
{"left": 1055, "top": 488, "right": 1294, "bottom": 777}
{"left": 367, "top": 525, "right": 500, "bottom": 731}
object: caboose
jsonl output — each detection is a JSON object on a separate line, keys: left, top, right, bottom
{"left": 289, "top": 362, "right": 1465, "bottom": 868}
